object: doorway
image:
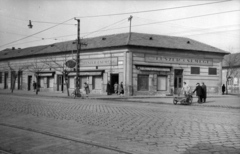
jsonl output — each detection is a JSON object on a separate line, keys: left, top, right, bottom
{"left": 57, "top": 75, "right": 64, "bottom": 91}
{"left": 110, "top": 74, "right": 119, "bottom": 94}
{"left": 4, "top": 72, "right": 8, "bottom": 89}
{"left": 174, "top": 69, "right": 183, "bottom": 95}
{"left": 28, "top": 76, "right": 32, "bottom": 91}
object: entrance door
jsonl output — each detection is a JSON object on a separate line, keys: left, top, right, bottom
{"left": 28, "top": 76, "right": 32, "bottom": 91}
{"left": 57, "top": 75, "right": 64, "bottom": 91}
{"left": 174, "top": 69, "right": 183, "bottom": 95}
{"left": 4, "top": 72, "right": 8, "bottom": 89}
{"left": 110, "top": 74, "right": 119, "bottom": 94}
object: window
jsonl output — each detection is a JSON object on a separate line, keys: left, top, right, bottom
{"left": 68, "top": 76, "right": 75, "bottom": 88}
{"left": 0, "top": 72, "right": 2, "bottom": 83}
{"left": 47, "top": 77, "right": 54, "bottom": 88}
{"left": 209, "top": 68, "right": 217, "bottom": 75}
{"left": 93, "top": 76, "right": 102, "bottom": 89}
{"left": 39, "top": 77, "right": 44, "bottom": 87}
{"left": 191, "top": 67, "right": 200, "bottom": 74}
{"left": 157, "top": 76, "right": 167, "bottom": 91}
{"left": 138, "top": 75, "right": 149, "bottom": 91}
{"left": 80, "top": 76, "right": 87, "bottom": 89}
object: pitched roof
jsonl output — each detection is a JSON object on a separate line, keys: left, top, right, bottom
{"left": 223, "top": 52, "right": 240, "bottom": 68}
{"left": 0, "top": 32, "right": 228, "bottom": 60}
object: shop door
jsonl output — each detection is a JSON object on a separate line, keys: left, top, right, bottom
{"left": 28, "top": 76, "right": 32, "bottom": 91}
{"left": 174, "top": 69, "right": 183, "bottom": 95}
{"left": 57, "top": 75, "right": 64, "bottom": 91}
{"left": 4, "top": 72, "right": 8, "bottom": 89}
{"left": 110, "top": 74, "right": 119, "bottom": 93}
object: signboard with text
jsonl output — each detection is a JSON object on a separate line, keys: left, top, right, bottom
{"left": 80, "top": 58, "right": 118, "bottom": 67}
{"left": 145, "top": 54, "right": 213, "bottom": 66}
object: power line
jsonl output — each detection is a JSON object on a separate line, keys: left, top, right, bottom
{"left": 80, "top": 9, "right": 240, "bottom": 36}
{"left": 1, "top": 9, "right": 239, "bottom": 49}
{"left": 82, "top": 18, "right": 128, "bottom": 38}
{"left": 0, "top": 18, "right": 74, "bottom": 48}
{"left": 75, "top": 0, "right": 231, "bottom": 18}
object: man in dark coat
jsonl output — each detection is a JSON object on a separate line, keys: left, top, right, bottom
{"left": 222, "top": 84, "right": 226, "bottom": 95}
{"left": 106, "top": 81, "right": 111, "bottom": 95}
{"left": 193, "top": 83, "right": 203, "bottom": 103}
{"left": 201, "top": 82, "right": 207, "bottom": 103}
{"left": 33, "top": 81, "right": 37, "bottom": 92}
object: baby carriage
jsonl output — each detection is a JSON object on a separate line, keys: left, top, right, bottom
{"left": 173, "top": 92, "right": 193, "bottom": 105}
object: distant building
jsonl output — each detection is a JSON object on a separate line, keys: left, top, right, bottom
{"left": 0, "top": 33, "right": 229, "bottom": 96}
{"left": 222, "top": 52, "right": 240, "bottom": 94}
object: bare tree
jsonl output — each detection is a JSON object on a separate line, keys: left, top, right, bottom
{"left": 223, "top": 52, "right": 240, "bottom": 94}
{"left": 42, "top": 43, "right": 74, "bottom": 96}
{"left": 27, "top": 58, "right": 48, "bottom": 95}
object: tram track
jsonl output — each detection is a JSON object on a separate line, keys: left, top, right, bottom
{"left": 0, "top": 123, "right": 135, "bottom": 154}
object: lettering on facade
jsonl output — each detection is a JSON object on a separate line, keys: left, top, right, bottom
{"left": 145, "top": 54, "right": 213, "bottom": 66}
{"left": 80, "top": 58, "right": 118, "bottom": 66}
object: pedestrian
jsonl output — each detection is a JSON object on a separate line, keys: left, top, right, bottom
{"left": 114, "top": 82, "right": 118, "bottom": 94}
{"left": 84, "top": 82, "right": 90, "bottom": 98}
{"left": 118, "top": 82, "right": 124, "bottom": 96}
{"left": 106, "top": 81, "right": 111, "bottom": 95}
{"left": 193, "top": 83, "right": 203, "bottom": 103}
{"left": 201, "top": 82, "right": 207, "bottom": 103}
{"left": 182, "top": 82, "right": 191, "bottom": 96}
{"left": 222, "top": 84, "right": 226, "bottom": 95}
{"left": 33, "top": 81, "right": 36, "bottom": 92}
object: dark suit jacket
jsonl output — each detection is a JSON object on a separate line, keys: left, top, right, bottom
{"left": 193, "top": 85, "right": 203, "bottom": 96}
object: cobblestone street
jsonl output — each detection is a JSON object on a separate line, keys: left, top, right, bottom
{"left": 0, "top": 94, "right": 240, "bottom": 154}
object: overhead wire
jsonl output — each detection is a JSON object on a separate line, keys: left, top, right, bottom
{"left": 75, "top": 0, "right": 231, "bottom": 18}
{"left": 1, "top": 6, "right": 238, "bottom": 49}
{"left": 0, "top": 18, "right": 74, "bottom": 48}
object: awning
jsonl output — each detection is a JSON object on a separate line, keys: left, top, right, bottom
{"left": 137, "top": 66, "right": 170, "bottom": 72}
{"left": 37, "top": 71, "right": 55, "bottom": 77}
{"left": 68, "top": 72, "right": 102, "bottom": 76}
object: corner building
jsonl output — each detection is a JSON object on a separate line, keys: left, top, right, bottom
{"left": 0, "top": 33, "right": 229, "bottom": 96}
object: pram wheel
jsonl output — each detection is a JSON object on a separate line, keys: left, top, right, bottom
{"left": 173, "top": 98, "right": 178, "bottom": 105}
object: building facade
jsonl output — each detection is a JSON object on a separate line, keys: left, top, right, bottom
{"left": 222, "top": 52, "right": 240, "bottom": 94}
{"left": 0, "top": 33, "right": 228, "bottom": 96}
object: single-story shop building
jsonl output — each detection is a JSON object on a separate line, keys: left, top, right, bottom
{"left": 0, "top": 32, "right": 229, "bottom": 96}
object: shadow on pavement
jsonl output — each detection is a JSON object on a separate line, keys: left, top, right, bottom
{"left": 181, "top": 142, "right": 240, "bottom": 154}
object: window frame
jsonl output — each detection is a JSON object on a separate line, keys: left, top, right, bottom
{"left": 208, "top": 68, "right": 217, "bottom": 75}
{"left": 137, "top": 74, "right": 149, "bottom": 91}
{"left": 191, "top": 67, "right": 200, "bottom": 74}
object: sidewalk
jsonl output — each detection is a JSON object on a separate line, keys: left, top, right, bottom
{"left": 0, "top": 89, "right": 239, "bottom": 109}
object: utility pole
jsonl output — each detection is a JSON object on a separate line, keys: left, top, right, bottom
{"left": 128, "top": 15, "right": 133, "bottom": 34}
{"left": 75, "top": 18, "right": 81, "bottom": 97}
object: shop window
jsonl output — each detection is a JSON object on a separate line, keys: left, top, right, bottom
{"left": 68, "top": 76, "right": 75, "bottom": 88}
{"left": 209, "top": 68, "right": 217, "bottom": 75}
{"left": 138, "top": 75, "right": 149, "bottom": 91}
{"left": 191, "top": 67, "right": 200, "bottom": 74}
{"left": 157, "top": 76, "right": 167, "bottom": 91}
{"left": 93, "top": 76, "right": 102, "bottom": 90}
{"left": 80, "top": 76, "right": 88, "bottom": 89}
{"left": 39, "top": 77, "right": 44, "bottom": 87}
{"left": 0, "top": 72, "right": 2, "bottom": 83}
{"left": 47, "top": 77, "right": 54, "bottom": 88}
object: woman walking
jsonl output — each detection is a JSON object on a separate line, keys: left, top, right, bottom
{"left": 84, "top": 82, "right": 90, "bottom": 98}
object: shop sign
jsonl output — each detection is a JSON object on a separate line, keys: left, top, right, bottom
{"left": 137, "top": 66, "right": 170, "bottom": 72}
{"left": 80, "top": 58, "right": 118, "bottom": 66}
{"left": 145, "top": 54, "right": 213, "bottom": 66}
{"left": 68, "top": 72, "right": 102, "bottom": 76}
{"left": 65, "top": 60, "right": 76, "bottom": 68}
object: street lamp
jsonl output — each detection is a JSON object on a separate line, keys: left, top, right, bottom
{"left": 28, "top": 20, "right": 33, "bottom": 29}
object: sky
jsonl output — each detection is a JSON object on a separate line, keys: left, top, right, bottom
{"left": 0, "top": 0, "right": 239, "bottom": 53}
